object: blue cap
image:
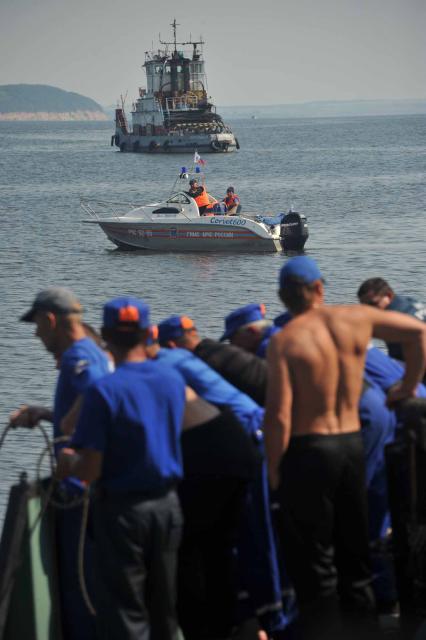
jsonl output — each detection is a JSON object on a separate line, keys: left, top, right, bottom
{"left": 158, "top": 315, "right": 196, "bottom": 344}
{"left": 103, "top": 297, "right": 150, "bottom": 331}
{"left": 220, "top": 303, "right": 266, "bottom": 341}
{"left": 279, "top": 256, "right": 323, "bottom": 288}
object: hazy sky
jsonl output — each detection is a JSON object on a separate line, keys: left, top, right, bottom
{"left": 1, "top": 0, "right": 425, "bottom": 107}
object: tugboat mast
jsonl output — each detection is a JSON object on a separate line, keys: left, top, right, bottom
{"left": 159, "top": 18, "right": 204, "bottom": 60}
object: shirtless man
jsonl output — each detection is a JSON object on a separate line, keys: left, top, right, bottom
{"left": 263, "top": 257, "right": 426, "bottom": 632}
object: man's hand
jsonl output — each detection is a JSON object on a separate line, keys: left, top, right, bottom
{"left": 386, "top": 381, "right": 416, "bottom": 408}
{"left": 56, "top": 447, "right": 77, "bottom": 480}
{"left": 9, "top": 405, "right": 53, "bottom": 428}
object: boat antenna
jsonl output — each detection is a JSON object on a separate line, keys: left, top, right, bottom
{"left": 159, "top": 18, "right": 179, "bottom": 53}
{"left": 159, "top": 19, "right": 204, "bottom": 54}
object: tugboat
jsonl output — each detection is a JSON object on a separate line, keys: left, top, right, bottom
{"left": 112, "top": 20, "right": 239, "bottom": 154}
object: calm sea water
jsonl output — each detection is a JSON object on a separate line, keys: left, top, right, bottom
{"left": 0, "top": 115, "right": 425, "bottom": 521}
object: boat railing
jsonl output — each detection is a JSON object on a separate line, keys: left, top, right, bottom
{"left": 165, "top": 95, "right": 199, "bottom": 113}
{"left": 80, "top": 198, "right": 141, "bottom": 221}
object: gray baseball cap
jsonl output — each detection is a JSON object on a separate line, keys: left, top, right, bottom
{"left": 20, "top": 287, "right": 82, "bottom": 322}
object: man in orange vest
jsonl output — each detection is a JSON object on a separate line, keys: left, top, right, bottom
{"left": 187, "top": 177, "right": 210, "bottom": 215}
{"left": 223, "top": 186, "right": 241, "bottom": 215}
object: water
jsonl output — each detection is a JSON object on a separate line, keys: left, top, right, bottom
{"left": 0, "top": 115, "right": 425, "bottom": 521}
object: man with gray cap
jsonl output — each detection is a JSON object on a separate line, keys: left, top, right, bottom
{"left": 263, "top": 256, "right": 426, "bottom": 637}
{"left": 10, "top": 286, "right": 110, "bottom": 640}
{"left": 10, "top": 287, "right": 109, "bottom": 445}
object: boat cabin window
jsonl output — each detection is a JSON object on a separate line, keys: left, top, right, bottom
{"left": 167, "top": 193, "right": 191, "bottom": 205}
{"left": 152, "top": 207, "right": 181, "bottom": 214}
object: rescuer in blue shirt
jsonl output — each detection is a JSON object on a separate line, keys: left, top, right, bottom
{"left": 358, "top": 278, "right": 426, "bottom": 372}
{"left": 157, "top": 316, "right": 296, "bottom": 639}
{"left": 10, "top": 287, "right": 111, "bottom": 640}
{"left": 365, "top": 345, "right": 426, "bottom": 402}
{"left": 57, "top": 297, "right": 186, "bottom": 640}
{"left": 220, "top": 303, "right": 280, "bottom": 358}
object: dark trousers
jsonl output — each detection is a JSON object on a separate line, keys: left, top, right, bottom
{"left": 178, "top": 411, "right": 257, "bottom": 640}
{"left": 56, "top": 506, "right": 97, "bottom": 640}
{"left": 277, "top": 432, "right": 375, "bottom": 637}
{"left": 178, "top": 476, "right": 248, "bottom": 640}
{"left": 92, "top": 489, "right": 183, "bottom": 640}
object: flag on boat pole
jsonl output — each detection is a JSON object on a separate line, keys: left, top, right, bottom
{"left": 193, "top": 151, "right": 207, "bottom": 166}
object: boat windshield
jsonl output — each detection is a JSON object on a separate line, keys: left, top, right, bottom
{"left": 167, "top": 193, "right": 191, "bottom": 204}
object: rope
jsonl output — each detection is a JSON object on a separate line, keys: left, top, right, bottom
{"left": 78, "top": 489, "right": 96, "bottom": 616}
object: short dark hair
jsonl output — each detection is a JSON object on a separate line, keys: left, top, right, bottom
{"left": 279, "top": 279, "right": 318, "bottom": 314}
{"left": 357, "top": 278, "right": 393, "bottom": 300}
{"left": 101, "top": 327, "right": 148, "bottom": 350}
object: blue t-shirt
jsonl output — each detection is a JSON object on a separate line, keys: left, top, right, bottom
{"left": 156, "top": 348, "right": 264, "bottom": 436}
{"left": 359, "top": 382, "right": 397, "bottom": 539}
{"left": 386, "top": 295, "right": 426, "bottom": 361}
{"left": 72, "top": 360, "right": 185, "bottom": 493}
{"left": 273, "top": 311, "right": 293, "bottom": 328}
{"left": 365, "top": 346, "right": 426, "bottom": 398}
{"left": 53, "top": 338, "right": 111, "bottom": 444}
{"left": 257, "top": 325, "right": 280, "bottom": 358}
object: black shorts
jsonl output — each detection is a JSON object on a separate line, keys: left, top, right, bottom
{"left": 277, "top": 431, "right": 374, "bottom": 610}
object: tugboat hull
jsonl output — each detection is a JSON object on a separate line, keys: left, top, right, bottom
{"left": 112, "top": 132, "right": 238, "bottom": 154}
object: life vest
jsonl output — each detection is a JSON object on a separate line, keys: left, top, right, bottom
{"left": 194, "top": 187, "right": 210, "bottom": 209}
{"left": 224, "top": 193, "right": 240, "bottom": 209}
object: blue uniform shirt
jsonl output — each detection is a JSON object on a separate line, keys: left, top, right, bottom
{"left": 72, "top": 360, "right": 185, "bottom": 493}
{"left": 53, "top": 338, "right": 110, "bottom": 447}
{"left": 257, "top": 325, "right": 280, "bottom": 358}
{"left": 387, "top": 295, "right": 426, "bottom": 361}
{"left": 365, "top": 346, "right": 426, "bottom": 398}
{"left": 273, "top": 311, "right": 293, "bottom": 328}
{"left": 156, "top": 348, "right": 264, "bottom": 436}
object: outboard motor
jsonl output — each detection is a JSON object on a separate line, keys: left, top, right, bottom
{"left": 280, "top": 211, "right": 309, "bottom": 250}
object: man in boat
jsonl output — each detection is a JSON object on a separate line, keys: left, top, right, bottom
{"left": 156, "top": 316, "right": 297, "bottom": 640}
{"left": 223, "top": 186, "right": 241, "bottom": 215}
{"left": 186, "top": 176, "right": 210, "bottom": 215}
{"left": 264, "top": 256, "right": 426, "bottom": 638}
{"left": 357, "top": 277, "right": 426, "bottom": 375}
{"left": 56, "top": 297, "right": 186, "bottom": 640}
{"left": 9, "top": 287, "right": 111, "bottom": 640}
{"left": 220, "top": 303, "right": 280, "bottom": 358}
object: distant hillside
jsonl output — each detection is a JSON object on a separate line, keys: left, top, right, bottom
{"left": 0, "top": 84, "right": 108, "bottom": 121}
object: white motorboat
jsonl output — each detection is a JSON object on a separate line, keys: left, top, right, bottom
{"left": 81, "top": 170, "right": 309, "bottom": 253}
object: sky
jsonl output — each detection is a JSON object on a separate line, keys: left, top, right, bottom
{"left": 0, "top": 0, "right": 425, "bottom": 107}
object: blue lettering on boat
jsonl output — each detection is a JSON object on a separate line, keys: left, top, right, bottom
{"left": 210, "top": 217, "right": 246, "bottom": 226}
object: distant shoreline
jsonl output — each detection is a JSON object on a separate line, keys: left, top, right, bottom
{"left": 0, "top": 110, "right": 108, "bottom": 122}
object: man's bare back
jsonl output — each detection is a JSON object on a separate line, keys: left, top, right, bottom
{"left": 265, "top": 301, "right": 426, "bottom": 488}
{"left": 270, "top": 305, "right": 371, "bottom": 438}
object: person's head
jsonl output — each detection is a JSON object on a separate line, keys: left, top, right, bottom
{"left": 20, "top": 287, "right": 83, "bottom": 356}
{"left": 357, "top": 278, "right": 394, "bottom": 309}
{"left": 100, "top": 297, "right": 150, "bottom": 363}
{"left": 189, "top": 179, "right": 198, "bottom": 190}
{"left": 278, "top": 256, "right": 324, "bottom": 315}
{"left": 220, "top": 303, "right": 270, "bottom": 353}
{"left": 158, "top": 315, "right": 200, "bottom": 350}
{"left": 226, "top": 186, "right": 234, "bottom": 195}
